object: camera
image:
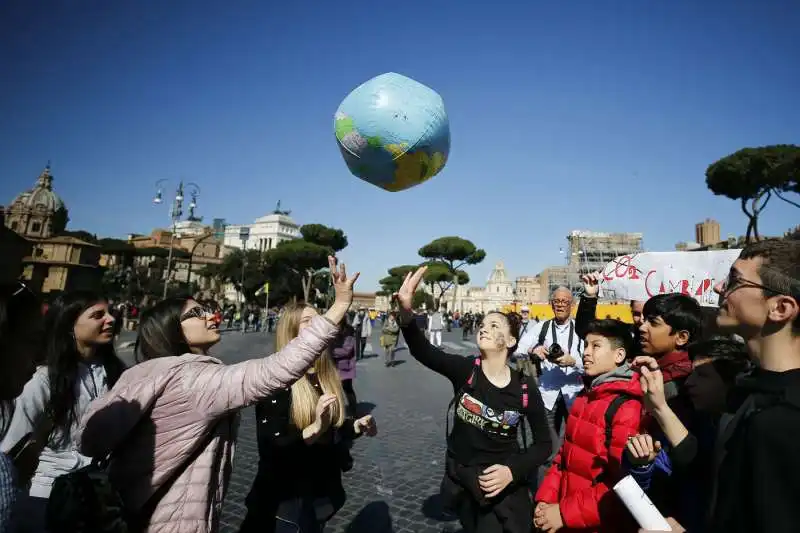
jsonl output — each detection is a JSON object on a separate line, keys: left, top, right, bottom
{"left": 547, "top": 343, "right": 564, "bottom": 362}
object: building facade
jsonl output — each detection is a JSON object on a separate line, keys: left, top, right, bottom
{"left": 3, "top": 165, "right": 103, "bottom": 294}
{"left": 543, "top": 230, "right": 645, "bottom": 296}
{"left": 695, "top": 219, "right": 721, "bottom": 247}
{"left": 223, "top": 209, "right": 300, "bottom": 253}
{"left": 3, "top": 165, "right": 69, "bottom": 239}
{"left": 514, "top": 275, "right": 543, "bottom": 304}
{"left": 448, "top": 261, "right": 517, "bottom": 313}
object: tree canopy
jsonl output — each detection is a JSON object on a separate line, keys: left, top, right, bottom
{"left": 299, "top": 224, "right": 348, "bottom": 252}
{"left": 264, "top": 239, "right": 334, "bottom": 302}
{"left": 418, "top": 237, "right": 484, "bottom": 307}
{"left": 378, "top": 264, "right": 419, "bottom": 296}
{"left": 203, "top": 249, "right": 267, "bottom": 302}
{"left": 706, "top": 145, "right": 800, "bottom": 241}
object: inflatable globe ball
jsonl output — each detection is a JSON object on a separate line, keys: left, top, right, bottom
{"left": 334, "top": 72, "right": 450, "bottom": 192}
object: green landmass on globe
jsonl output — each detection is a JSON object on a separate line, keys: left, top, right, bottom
{"left": 334, "top": 113, "right": 447, "bottom": 192}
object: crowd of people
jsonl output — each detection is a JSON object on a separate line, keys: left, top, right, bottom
{"left": 394, "top": 238, "right": 799, "bottom": 533}
{"left": 0, "top": 237, "right": 797, "bottom": 533}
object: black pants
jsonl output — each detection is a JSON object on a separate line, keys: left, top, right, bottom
{"left": 239, "top": 499, "right": 325, "bottom": 533}
{"left": 342, "top": 378, "right": 357, "bottom": 417}
{"left": 358, "top": 336, "right": 367, "bottom": 359}
{"left": 536, "top": 393, "right": 568, "bottom": 487}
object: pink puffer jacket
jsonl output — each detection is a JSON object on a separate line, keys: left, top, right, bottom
{"left": 77, "top": 315, "right": 338, "bottom": 533}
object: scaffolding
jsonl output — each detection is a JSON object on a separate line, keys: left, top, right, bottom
{"left": 550, "top": 230, "right": 644, "bottom": 298}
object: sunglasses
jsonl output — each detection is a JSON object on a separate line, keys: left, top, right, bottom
{"left": 180, "top": 306, "right": 212, "bottom": 322}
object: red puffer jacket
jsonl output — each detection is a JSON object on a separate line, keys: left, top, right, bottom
{"left": 535, "top": 369, "right": 644, "bottom": 532}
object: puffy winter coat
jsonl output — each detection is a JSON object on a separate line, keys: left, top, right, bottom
{"left": 535, "top": 364, "right": 644, "bottom": 532}
{"left": 77, "top": 315, "right": 338, "bottom": 533}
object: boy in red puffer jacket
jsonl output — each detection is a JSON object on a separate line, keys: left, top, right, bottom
{"left": 534, "top": 319, "right": 643, "bottom": 533}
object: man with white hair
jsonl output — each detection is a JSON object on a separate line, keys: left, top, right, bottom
{"left": 523, "top": 287, "right": 585, "bottom": 484}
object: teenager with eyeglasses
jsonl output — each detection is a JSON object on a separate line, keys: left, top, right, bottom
{"left": 75, "top": 257, "right": 358, "bottom": 533}
{"left": 0, "top": 288, "right": 125, "bottom": 532}
{"left": 638, "top": 239, "right": 800, "bottom": 533}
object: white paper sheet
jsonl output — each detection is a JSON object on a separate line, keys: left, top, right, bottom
{"left": 613, "top": 475, "right": 672, "bottom": 531}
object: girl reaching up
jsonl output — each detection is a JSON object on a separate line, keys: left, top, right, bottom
{"left": 395, "top": 267, "right": 551, "bottom": 533}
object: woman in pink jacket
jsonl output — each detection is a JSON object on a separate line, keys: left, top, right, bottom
{"left": 77, "top": 258, "right": 359, "bottom": 533}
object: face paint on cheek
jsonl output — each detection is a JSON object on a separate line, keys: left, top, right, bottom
{"left": 493, "top": 331, "right": 506, "bottom": 348}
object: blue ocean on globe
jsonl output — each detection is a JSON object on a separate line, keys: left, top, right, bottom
{"left": 335, "top": 72, "right": 450, "bottom": 192}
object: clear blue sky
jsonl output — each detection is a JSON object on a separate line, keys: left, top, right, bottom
{"left": 1, "top": 0, "right": 798, "bottom": 291}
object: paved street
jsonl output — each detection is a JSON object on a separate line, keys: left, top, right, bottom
{"left": 200, "top": 326, "right": 480, "bottom": 533}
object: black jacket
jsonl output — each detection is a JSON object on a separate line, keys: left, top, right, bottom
{"left": 709, "top": 368, "right": 800, "bottom": 533}
{"left": 246, "top": 386, "right": 358, "bottom": 513}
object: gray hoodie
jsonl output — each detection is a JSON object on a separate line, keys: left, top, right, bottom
{"left": 589, "top": 362, "right": 636, "bottom": 389}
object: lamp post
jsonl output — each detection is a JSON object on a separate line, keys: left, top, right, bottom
{"left": 153, "top": 180, "right": 200, "bottom": 299}
{"left": 238, "top": 227, "right": 250, "bottom": 332}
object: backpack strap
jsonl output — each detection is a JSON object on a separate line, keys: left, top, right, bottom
{"left": 518, "top": 370, "right": 530, "bottom": 452}
{"left": 466, "top": 356, "right": 481, "bottom": 386}
{"left": 585, "top": 393, "right": 635, "bottom": 486}
{"left": 537, "top": 320, "right": 551, "bottom": 347}
{"left": 604, "top": 394, "right": 634, "bottom": 452}
{"left": 445, "top": 357, "right": 481, "bottom": 440}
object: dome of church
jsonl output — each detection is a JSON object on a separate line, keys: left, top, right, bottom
{"left": 10, "top": 166, "right": 66, "bottom": 213}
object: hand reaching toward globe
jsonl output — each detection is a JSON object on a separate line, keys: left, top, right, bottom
{"left": 394, "top": 266, "right": 427, "bottom": 315}
{"left": 323, "top": 256, "right": 359, "bottom": 325}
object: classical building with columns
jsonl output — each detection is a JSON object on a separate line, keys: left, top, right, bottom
{"left": 223, "top": 201, "right": 300, "bottom": 253}
{"left": 425, "top": 261, "right": 518, "bottom": 313}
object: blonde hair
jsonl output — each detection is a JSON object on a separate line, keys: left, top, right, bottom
{"left": 276, "top": 303, "right": 347, "bottom": 429}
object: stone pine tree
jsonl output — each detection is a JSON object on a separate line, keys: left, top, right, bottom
{"left": 263, "top": 224, "right": 348, "bottom": 303}
{"left": 706, "top": 145, "right": 800, "bottom": 242}
{"left": 418, "top": 236, "right": 486, "bottom": 309}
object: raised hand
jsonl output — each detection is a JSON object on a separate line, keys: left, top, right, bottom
{"left": 324, "top": 256, "right": 360, "bottom": 325}
{"left": 581, "top": 271, "right": 602, "bottom": 298}
{"left": 329, "top": 256, "right": 359, "bottom": 307}
{"left": 394, "top": 266, "right": 427, "bottom": 312}
{"left": 632, "top": 356, "right": 667, "bottom": 413}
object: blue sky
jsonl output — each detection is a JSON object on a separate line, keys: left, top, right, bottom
{"left": 1, "top": 0, "right": 798, "bottom": 291}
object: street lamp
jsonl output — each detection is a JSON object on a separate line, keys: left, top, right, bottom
{"left": 239, "top": 227, "right": 250, "bottom": 333}
{"left": 153, "top": 179, "right": 200, "bottom": 299}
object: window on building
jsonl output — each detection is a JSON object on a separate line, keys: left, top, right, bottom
{"left": 10, "top": 221, "right": 18, "bottom": 231}
{"left": 31, "top": 222, "right": 41, "bottom": 233}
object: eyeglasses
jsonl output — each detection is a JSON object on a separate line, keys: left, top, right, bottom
{"left": 551, "top": 299, "right": 572, "bottom": 306}
{"left": 721, "top": 270, "right": 787, "bottom": 297}
{"left": 180, "top": 306, "right": 212, "bottom": 322}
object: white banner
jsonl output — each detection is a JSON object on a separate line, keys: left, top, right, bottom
{"left": 599, "top": 250, "right": 742, "bottom": 307}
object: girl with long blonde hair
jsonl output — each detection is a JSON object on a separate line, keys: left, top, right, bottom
{"left": 240, "top": 303, "right": 378, "bottom": 533}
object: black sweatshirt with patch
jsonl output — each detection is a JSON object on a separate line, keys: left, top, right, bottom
{"left": 400, "top": 320, "right": 551, "bottom": 483}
